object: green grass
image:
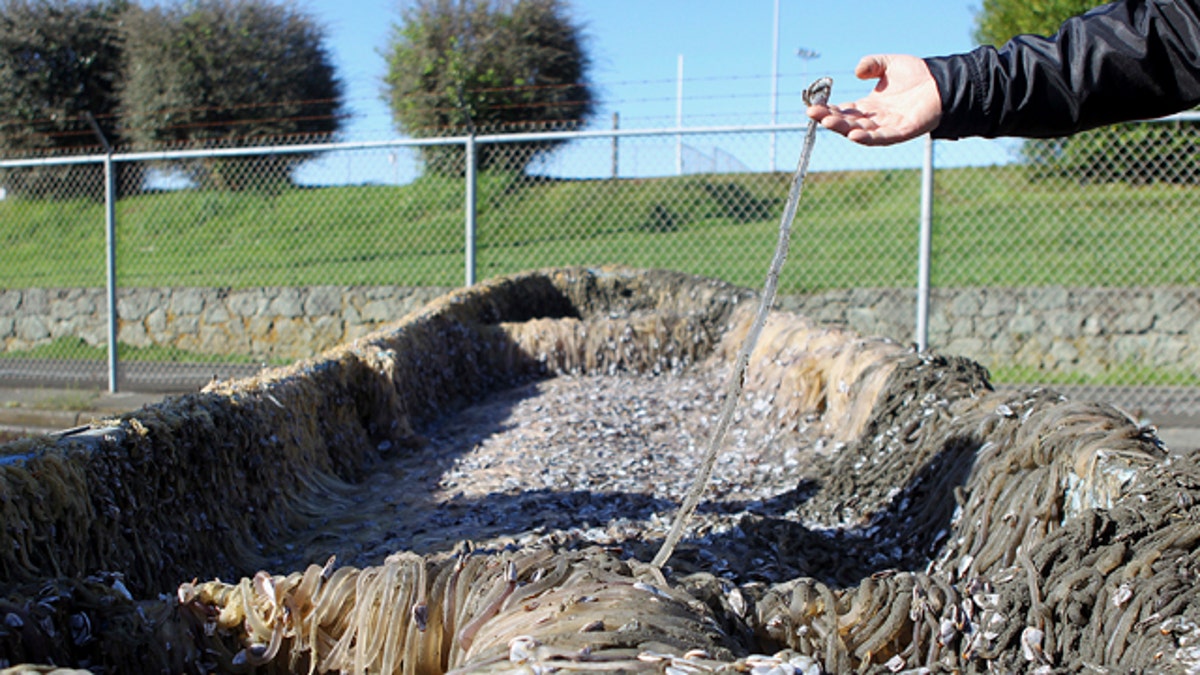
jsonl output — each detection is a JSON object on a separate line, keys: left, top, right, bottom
{"left": 0, "top": 168, "right": 927, "bottom": 291}
{"left": 991, "top": 364, "right": 1200, "bottom": 388}
{"left": 6, "top": 164, "right": 1196, "bottom": 293}
{"left": 4, "top": 165, "right": 1200, "bottom": 387}
{"left": 0, "top": 337, "right": 279, "bottom": 365}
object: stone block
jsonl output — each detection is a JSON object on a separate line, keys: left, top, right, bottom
{"left": 844, "top": 306, "right": 875, "bottom": 335}
{"left": 344, "top": 323, "right": 377, "bottom": 343}
{"left": 1046, "top": 311, "right": 1083, "bottom": 338}
{"left": 78, "top": 322, "right": 107, "bottom": 347}
{"left": 1113, "top": 305, "right": 1154, "bottom": 334}
{"left": 19, "top": 288, "right": 48, "bottom": 315}
{"left": 15, "top": 316, "right": 50, "bottom": 341}
{"left": 944, "top": 337, "right": 986, "bottom": 362}
{"left": 173, "top": 315, "right": 200, "bottom": 335}
{"left": 948, "top": 289, "right": 982, "bottom": 317}
{"left": 1047, "top": 340, "right": 1080, "bottom": 368}
{"left": 269, "top": 288, "right": 304, "bottom": 318}
{"left": 362, "top": 298, "right": 404, "bottom": 323}
{"left": 118, "top": 321, "right": 150, "bottom": 348}
{"left": 0, "top": 290, "right": 20, "bottom": 314}
{"left": 311, "top": 316, "right": 343, "bottom": 351}
{"left": 1082, "top": 314, "right": 1106, "bottom": 337}
{"left": 146, "top": 307, "right": 168, "bottom": 335}
{"left": 171, "top": 288, "right": 207, "bottom": 315}
{"left": 248, "top": 316, "right": 274, "bottom": 343}
{"left": 50, "top": 316, "right": 86, "bottom": 340}
{"left": 304, "top": 287, "right": 342, "bottom": 316}
{"left": 118, "top": 288, "right": 165, "bottom": 322}
{"left": 1028, "top": 287, "right": 1068, "bottom": 311}
{"left": 202, "top": 302, "right": 231, "bottom": 324}
{"left": 1008, "top": 313, "right": 1040, "bottom": 336}
{"left": 979, "top": 290, "right": 1016, "bottom": 317}
{"left": 227, "top": 291, "right": 268, "bottom": 317}
{"left": 273, "top": 318, "right": 315, "bottom": 360}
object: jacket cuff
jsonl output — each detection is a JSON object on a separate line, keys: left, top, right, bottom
{"left": 924, "top": 50, "right": 995, "bottom": 140}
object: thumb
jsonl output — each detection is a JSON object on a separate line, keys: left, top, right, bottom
{"left": 854, "top": 55, "right": 889, "bottom": 80}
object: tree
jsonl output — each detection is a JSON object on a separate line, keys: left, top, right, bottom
{"left": 973, "top": 0, "right": 1099, "bottom": 46}
{"left": 976, "top": 0, "right": 1199, "bottom": 184}
{"left": 0, "top": 0, "right": 130, "bottom": 199}
{"left": 384, "top": 0, "right": 594, "bottom": 175}
{"left": 119, "top": 0, "right": 343, "bottom": 190}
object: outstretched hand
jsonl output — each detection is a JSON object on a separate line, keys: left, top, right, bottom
{"left": 806, "top": 54, "right": 942, "bottom": 146}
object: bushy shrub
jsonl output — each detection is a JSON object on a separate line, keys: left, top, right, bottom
{"left": 0, "top": 0, "right": 129, "bottom": 198}
{"left": 384, "top": 0, "right": 594, "bottom": 175}
{"left": 119, "top": 0, "right": 343, "bottom": 190}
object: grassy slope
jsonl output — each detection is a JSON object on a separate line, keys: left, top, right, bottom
{"left": 5, "top": 165, "right": 1196, "bottom": 291}
{"left": 3, "top": 165, "right": 1198, "bottom": 383}
{"left": 0, "top": 168, "right": 922, "bottom": 290}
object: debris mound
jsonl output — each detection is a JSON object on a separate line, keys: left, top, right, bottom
{"left": 0, "top": 266, "right": 1190, "bottom": 674}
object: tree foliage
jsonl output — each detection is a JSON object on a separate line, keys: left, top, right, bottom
{"left": 0, "top": 0, "right": 128, "bottom": 197}
{"left": 975, "top": 0, "right": 1199, "bottom": 185}
{"left": 119, "top": 0, "right": 343, "bottom": 189}
{"left": 973, "top": 0, "right": 1101, "bottom": 45}
{"left": 384, "top": 0, "right": 594, "bottom": 174}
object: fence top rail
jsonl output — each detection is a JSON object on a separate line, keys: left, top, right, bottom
{"left": 3, "top": 112, "right": 1199, "bottom": 169}
{"left": 0, "top": 122, "right": 815, "bottom": 168}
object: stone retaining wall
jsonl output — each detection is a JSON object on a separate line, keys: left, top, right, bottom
{"left": 0, "top": 286, "right": 450, "bottom": 362}
{"left": 783, "top": 286, "right": 1200, "bottom": 376}
{"left": 2, "top": 285, "right": 1197, "bottom": 374}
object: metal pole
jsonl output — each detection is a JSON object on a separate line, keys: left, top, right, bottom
{"left": 916, "top": 134, "right": 934, "bottom": 352}
{"left": 611, "top": 112, "right": 619, "bottom": 179}
{"left": 464, "top": 134, "right": 477, "bottom": 287}
{"left": 770, "top": 0, "right": 779, "bottom": 172}
{"left": 104, "top": 154, "right": 119, "bottom": 392}
{"left": 86, "top": 112, "right": 119, "bottom": 393}
{"left": 676, "top": 54, "right": 684, "bottom": 176}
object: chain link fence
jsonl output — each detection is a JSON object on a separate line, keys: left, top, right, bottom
{"left": 1, "top": 119, "right": 1198, "bottom": 417}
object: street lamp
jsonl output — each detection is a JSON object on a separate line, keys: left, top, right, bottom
{"left": 796, "top": 47, "right": 821, "bottom": 84}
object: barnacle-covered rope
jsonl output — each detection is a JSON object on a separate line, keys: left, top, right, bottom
{"left": 653, "top": 77, "right": 833, "bottom": 569}
{"left": 178, "top": 546, "right": 737, "bottom": 674}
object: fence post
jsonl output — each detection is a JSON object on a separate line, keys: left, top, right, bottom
{"left": 86, "top": 112, "right": 120, "bottom": 393}
{"left": 916, "top": 134, "right": 934, "bottom": 352}
{"left": 464, "top": 134, "right": 477, "bottom": 287}
{"left": 611, "top": 112, "right": 620, "bottom": 179}
{"left": 102, "top": 154, "right": 119, "bottom": 392}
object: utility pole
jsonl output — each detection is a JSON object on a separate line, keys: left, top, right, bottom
{"left": 770, "top": 0, "right": 780, "bottom": 172}
{"left": 676, "top": 54, "right": 684, "bottom": 176}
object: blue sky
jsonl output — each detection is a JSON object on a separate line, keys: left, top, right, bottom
{"left": 304, "top": 0, "right": 983, "bottom": 141}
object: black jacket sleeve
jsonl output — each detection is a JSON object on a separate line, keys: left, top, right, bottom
{"left": 924, "top": 0, "right": 1200, "bottom": 139}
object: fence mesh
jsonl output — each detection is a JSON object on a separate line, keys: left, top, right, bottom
{"left": 1, "top": 121, "right": 1198, "bottom": 416}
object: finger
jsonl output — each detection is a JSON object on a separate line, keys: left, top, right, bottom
{"left": 854, "top": 55, "right": 889, "bottom": 80}
{"left": 819, "top": 114, "right": 855, "bottom": 136}
{"left": 805, "top": 104, "right": 831, "bottom": 121}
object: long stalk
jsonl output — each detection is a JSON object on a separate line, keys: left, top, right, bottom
{"left": 652, "top": 78, "right": 833, "bottom": 569}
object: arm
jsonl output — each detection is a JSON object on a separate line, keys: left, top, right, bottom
{"left": 931, "top": 0, "right": 1200, "bottom": 139}
{"left": 808, "top": 0, "right": 1200, "bottom": 145}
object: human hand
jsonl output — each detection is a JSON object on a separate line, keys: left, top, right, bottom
{"left": 806, "top": 54, "right": 942, "bottom": 146}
